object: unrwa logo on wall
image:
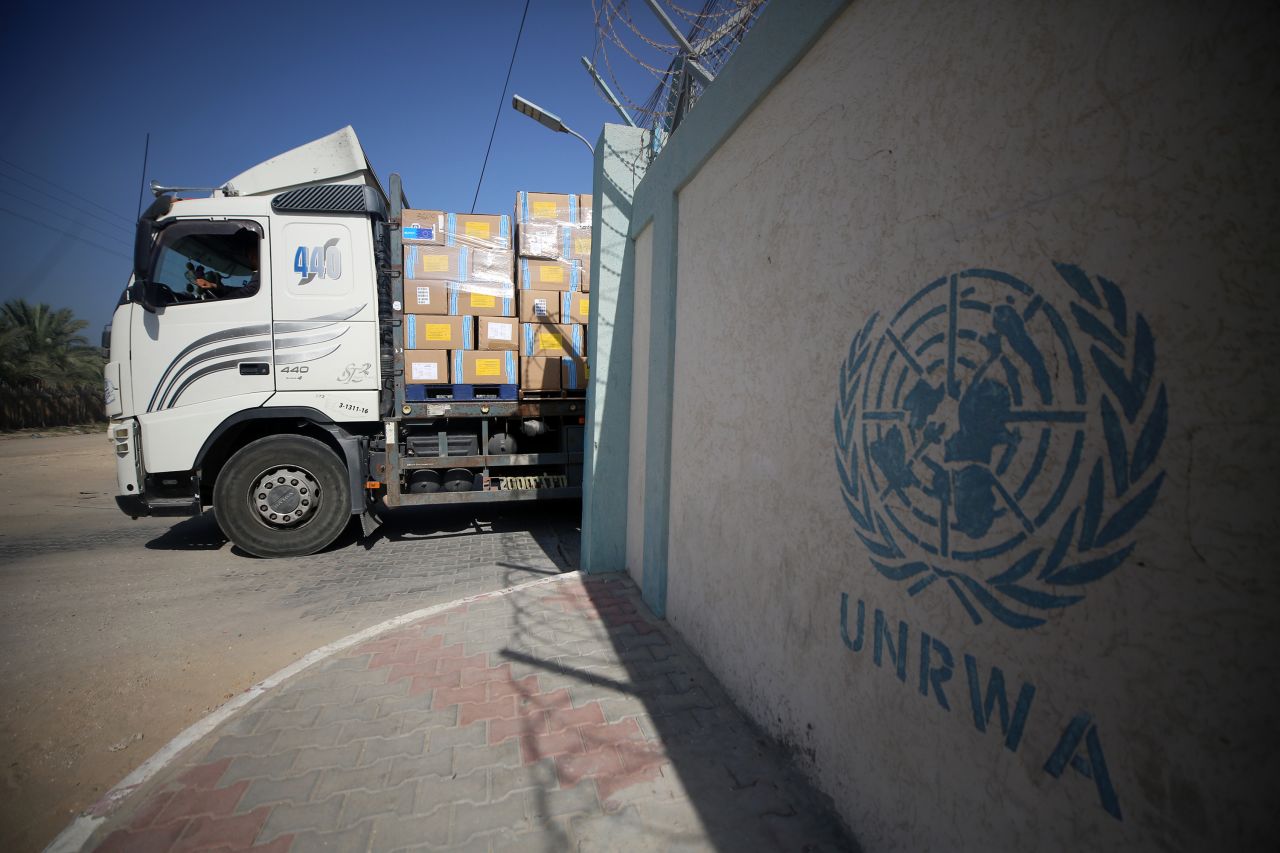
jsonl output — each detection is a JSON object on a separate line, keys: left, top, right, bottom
{"left": 834, "top": 264, "right": 1167, "bottom": 630}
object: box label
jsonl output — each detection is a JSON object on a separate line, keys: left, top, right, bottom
{"left": 574, "top": 237, "right": 590, "bottom": 256}
{"left": 476, "top": 358, "right": 501, "bottom": 377}
{"left": 414, "top": 286, "right": 432, "bottom": 305}
{"left": 539, "top": 265, "right": 564, "bottom": 284}
{"left": 532, "top": 200, "right": 558, "bottom": 219}
{"left": 404, "top": 224, "right": 434, "bottom": 241}
{"left": 578, "top": 297, "right": 589, "bottom": 315}
{"left": 487, "top": 322, "right": 513, "bottom": 341}
{"left": 422, "top": 254, "right": 449, "bottom": 273}
{"left": 464, "top": 221, "right": 491, "bottom": 238}
{"left": 533, "top": 298, "right": 549, "bottom": 318}
{"left": 411, "top": 362, "right": 438, "bottom": 381}
{"left": 425, "top": 323, "right": 452, "bottom": 342}
{"left": 538, "top": 332, "right": 564, "bottom": 353}
{"left": 471, "top": 293, "right": 496, "bottom": 308}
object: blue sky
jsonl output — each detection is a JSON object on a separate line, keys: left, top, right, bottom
{"left": 0, "top": 0, "right": 669, "bottom": 334}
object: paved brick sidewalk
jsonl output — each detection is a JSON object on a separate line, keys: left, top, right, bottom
{"left": 79, "top": 573, "right": 852, "bottom": 852}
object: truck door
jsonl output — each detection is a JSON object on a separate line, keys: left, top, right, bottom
{"left": 130, "top": 219, "right": 274, "bottom": 416}
{"left": 269, "top": 214, "right": 379, "bottom": 393}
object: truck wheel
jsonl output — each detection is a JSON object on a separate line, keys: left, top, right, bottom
{"left": 213, "top": 435, "right": 351, "bottom": 558}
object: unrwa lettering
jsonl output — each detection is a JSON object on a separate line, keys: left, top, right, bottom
{"left": 840, "top": 593, "right": 1121, "bottom": 820}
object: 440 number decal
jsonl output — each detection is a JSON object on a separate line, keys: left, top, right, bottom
{"left": 293, "top": 238, "right": 342, "bottom": 285}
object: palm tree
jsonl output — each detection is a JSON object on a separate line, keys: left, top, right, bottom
{"left": 0, "top": 298, "right": 102, "bottom": 390}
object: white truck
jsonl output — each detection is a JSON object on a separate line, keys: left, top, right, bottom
{"left": 104, "top": 127, "right": 586, "bottom": 557}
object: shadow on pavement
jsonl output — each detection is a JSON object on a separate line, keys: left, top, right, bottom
{"left": 143, "top": 501, "right": 581, "bottom": 571}
{"left": 370, "top": 500, "right": 580, "bottom": 571}
{"left": 494, "top": 575, "right": 857, "bottom": 850}
{"left": 244, "top": 500, "right": 581, "bottom": 621}
{"left": 143, "top": 514, "right": 227, "bottom": 551}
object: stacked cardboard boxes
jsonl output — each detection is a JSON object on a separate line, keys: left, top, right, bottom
{"left": 399, "top": 195, "right": 590, "bottom": 395}
{"left": 514, "top": 192, "right": 591, "bottom": 393}
{"left": 402, "top": 209, "right": 518, "bottom": 388}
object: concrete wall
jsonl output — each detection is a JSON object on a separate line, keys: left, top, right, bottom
{"left": 594, "top": 0, "right": 1280, "bottom": 849}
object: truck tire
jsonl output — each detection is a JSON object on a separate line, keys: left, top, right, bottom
{"left": 213, "top": 435, "right": 351, "bottom": 558}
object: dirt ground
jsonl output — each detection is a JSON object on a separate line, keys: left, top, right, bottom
{"left": 0, "top": 431, "right": 579, "bottom": 851}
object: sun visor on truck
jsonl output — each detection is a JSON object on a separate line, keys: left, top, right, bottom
{"left": 271, "top": 184, "right": 386, "bottom": 220}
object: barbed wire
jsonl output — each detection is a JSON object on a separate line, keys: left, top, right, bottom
{"left": 591, "top": 0, "right": 680, "bottom": 120}
{"left": 604, "top": 0, "right": 680, "bottom": 53}
{"left": 595, "top": 0, "right": 681, "bottom": 74}
{"left": 666, "top": 3, "right": 740, "bottom": 23}
{"left": 589, "top": 1, "right": 766, "bottom": 130}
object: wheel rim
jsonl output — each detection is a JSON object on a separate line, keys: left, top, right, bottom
{"left": 250, "top": 465, "right": 320, "bottom": 528}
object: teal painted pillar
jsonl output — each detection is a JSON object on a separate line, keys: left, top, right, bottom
{"left": 639, "top": 202, "right": 678, "bottom": 617}
{"left": 581, "top": 124, "right": 651, "bottom": 575}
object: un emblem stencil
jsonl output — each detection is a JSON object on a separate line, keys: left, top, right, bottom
{"left": 834, "top": 264, "right": 1167, "bottom": 630}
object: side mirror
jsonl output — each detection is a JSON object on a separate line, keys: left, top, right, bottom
{"left": 128, "top": 278, "right": 163, "bottom": 313}
{"left": 135, "top": 280, "right": 169, "bottom": 313}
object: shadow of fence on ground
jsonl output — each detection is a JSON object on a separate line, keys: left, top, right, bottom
{"left": 494, "top": 573, "right": 857, "bottom": 851}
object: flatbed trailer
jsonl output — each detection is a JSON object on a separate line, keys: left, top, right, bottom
{"left": 379, "top": 173, "right": 585, "bottom": 509}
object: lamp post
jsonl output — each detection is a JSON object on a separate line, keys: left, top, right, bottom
{"left": 511, "top": 95, "right": 594, "bottom": 156}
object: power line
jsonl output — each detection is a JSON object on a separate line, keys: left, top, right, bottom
{"left": 470, "top": 0, "right": 531, "bottom": 215}
{"left": 0, "top": 170, "right": 133, "bottom": 234}
{"left": 0, "top": 206, "right": 132, "bottom": 262}
{"left": 0, "top": 186, "right": 135, "bottom": 246}
{"left": 0, "top": 155, "right": 135, "bottom": 225}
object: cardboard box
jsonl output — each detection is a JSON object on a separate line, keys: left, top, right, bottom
{"left": 404, "top": 315, "right": 473, "bottom": 350}
{"left": 402, "top": 209, "right": 444, "bottom": 244}
{"left": 519, "top": 290, "right": 559, "bottom": 324}
{"left": 477, "top": 317, "right": 519, "bottom": 351}
{"left": 561, "top": 356, "right": 588, "bottom": 391}
{"left": 521, "top": 323, "right": 584, "bottom": 357}
{"left": 516, "top": 191, "right": 579, "bottom": 225}
{"left": 448, "top": 282, "right": 514, "bottom": 317}
{"left": 518, "top": 222, "right": 562, "bottom": 260}
{"left": 517, "top": 223, "right": 588, "bottom": 262}
{"left": 404, "top": 245, "right": 513, "bottom": 286}
{"left": 518, "top": 258, "right": 585, "bottom": 291}
{"left": 576, "top": 194, "right": 593, "bottom": 227}
{"left": 404, "top": 350, "right": 449, "bottom": 384}
{"left": 520, "top": 357, "right": 561, "bottom": 391}
{"left": 444, "top": 213, "right": 511, "bottom": 251}
{"left": 405, "top": 245, "right": 466, "bottom": 281}
{"left": 404, "top": 282, "right": 448, "bottom": 315}
{"left": 452, "top": 350, "right": 517, "bottom": 384}
{"left": 560, "top": 292, "right": 590, "bottom": 325}
{"left": 469, "top": 249, "right": 514, "bottom": 286}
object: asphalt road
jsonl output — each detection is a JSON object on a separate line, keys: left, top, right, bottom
{"left": 0, "top": 431, "right": 580, "bottom": 852}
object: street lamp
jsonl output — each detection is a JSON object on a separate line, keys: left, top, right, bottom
{"left": 511, "top": 95, "right": 594, "bottom": 156}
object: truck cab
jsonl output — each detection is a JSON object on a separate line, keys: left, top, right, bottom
{"left": 107, "top": 127, "right": 585, "bottom": 557}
